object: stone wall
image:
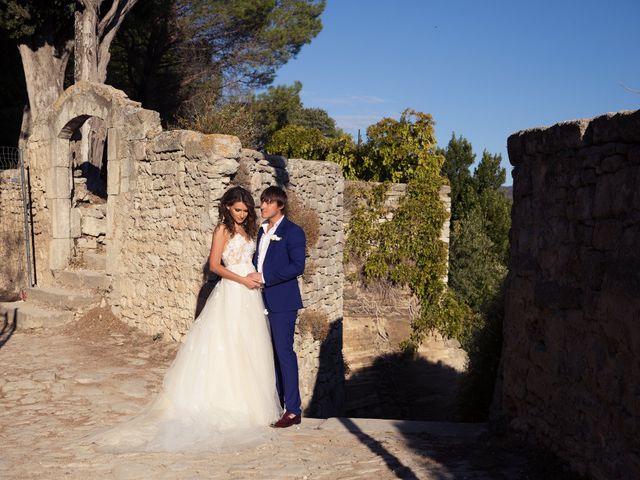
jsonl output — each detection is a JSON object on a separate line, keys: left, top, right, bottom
{"left": 110, "top": 130, "right": 240, "bottom": 337}
{"left": 109, "top": 134, "right": 345, "bottom": 416}
{"left": 342, "top": 180, "right": 467, "bottom": 420}
{"left": 0, "top": 169, "right": 26, "bottom": 294}
{"left": 233, "top": 150, "right": 345, "bottom": 417}
{"left": 19, "top": 82, "right": 344, "bottom": 417}
{"left": 24, "top": 81, "right": 162, "bottom": 285}
{"left": 503, "top": 110, "right": 640, "bottom": 479}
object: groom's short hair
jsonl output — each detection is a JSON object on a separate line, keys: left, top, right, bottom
{"left": 261, "top": 186, "right": 287, "bottom": 208}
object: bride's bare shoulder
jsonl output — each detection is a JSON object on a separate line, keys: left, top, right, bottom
{"left": 212, "top": 223, "right": 232, "bottom": 245}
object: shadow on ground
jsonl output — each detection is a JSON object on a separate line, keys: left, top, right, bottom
{"left": 400, "top": 427, "right": 587, "bottom": 479}
{"left": 0, "top": 307, "right": 16, "bottom": 348}
{"left": 344, "top": 351, "right": 463, "bottom": 422}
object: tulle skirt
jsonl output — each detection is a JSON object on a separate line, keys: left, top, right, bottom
{"left": 86, "top": 263, "right": 282, "bottom": 452}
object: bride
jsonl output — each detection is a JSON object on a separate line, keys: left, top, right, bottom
{"left": 88, "top": 186, "right": 282, "bottom": 452}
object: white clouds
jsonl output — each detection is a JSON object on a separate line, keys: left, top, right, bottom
{"left": 333, "top": 114, "right": 383, "bottom": 131}
{"left": 317, "top": 95, "right": 387, "bottom": 106}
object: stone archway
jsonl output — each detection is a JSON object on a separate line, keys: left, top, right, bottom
{"left": 25, "top": 81, "right": 161, "bottom": 285}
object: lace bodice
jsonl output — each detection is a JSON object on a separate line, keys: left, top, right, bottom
{"left": 222, "top": 233, "right": 255, "bottom": 266}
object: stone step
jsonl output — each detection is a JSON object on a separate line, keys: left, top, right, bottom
{"left": 82, "top": 252, "right": 106, "bottom": 270}
{"left": 53, "top": 269, "right": 111, "bottom": 291}
{"left": 0, "top": 301, "right": 74, "bottom": 330}
{"left": 26, "top": 286, "right": 100, "bottom": 311}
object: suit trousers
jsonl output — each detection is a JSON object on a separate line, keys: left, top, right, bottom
{"left": 267, "top": 310, "right": 301, "bottom": 416}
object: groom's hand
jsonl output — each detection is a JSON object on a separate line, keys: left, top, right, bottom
{"left": 247, "top": 272, "right": 262, "bottom": 288}
{"left": 247, "top": 272, "right": 264, "bottom": 286}
{"left": 242, "top": 275, "right": 262, "bottom": 289}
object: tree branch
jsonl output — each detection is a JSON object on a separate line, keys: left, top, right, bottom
{"left": 97, "top": 0, "right": 139, "bottom": 81}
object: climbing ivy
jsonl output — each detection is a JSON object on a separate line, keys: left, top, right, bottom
{"left": 345, "top": 167, "right": 472, "bottom": 350}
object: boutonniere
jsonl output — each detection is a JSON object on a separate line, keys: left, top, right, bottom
{"left": 271, "top": 234, "right": 282, "bottom": 241}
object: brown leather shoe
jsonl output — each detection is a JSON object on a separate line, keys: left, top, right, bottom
{"left": 271, "top": 411, "right": 301, "bottom": 428}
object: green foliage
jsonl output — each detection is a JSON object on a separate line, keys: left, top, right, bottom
{"left": 291, "top": 107, "right": 338, "bottom": 137}
{"left": 343, "top": 111, "right": 486, "bottom": 349}
{"left": 0, "top": 0, "right": 74, "bottom": 40}
{"left": 361, "top": 109, "right": 441, "bottom": 183}
{"left": 474, "top": 150, "right": 506, "bottom": 192}
{"left": 176, "top": 96, "right": 260, "bottom": 147}
{"left": 438, "top": 133, "right": 476, "bottom": 221}
{"left": 449, "top": 206, "right": 507, "bottom": 313}
{"left": 343, "top": 182, "right": 387, "bottom": 263}
{"left": 253, "top": 81, "right": 305, "bottom": 143}
{"left": 456, "top": 287, "right": 504, "bottom": 421}
{"left": 345, "top": 167, "right": 472, "bottom": 349}
{"left": 326, "top": 133, "right": 359, "bottom": 179}
{"left": 110, "top": 0, "right": 325, "bottom": 124}
{"left": 477, "top": 187, "right": 512, "bottom": 264}
{"left": 108, "top": 0, "right": 185, "bottom": 120}
{"left": 265, "top": 124, "right": 328, "bottom": 159}
{"left": 439, "top": 133, "right": 512, "bottom": 420}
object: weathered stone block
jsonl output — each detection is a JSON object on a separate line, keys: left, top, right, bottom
{"left": 70, "top": 208, "right": 81, "bottom": 238}
{"left": 49, "top": 238, "right": 72, "bottom": 270}
{"left": 586, "top": 110, "right": 640, "bottom": 145}
{"left": 107, "top": 160, "right": 121, "bottom": 195}
{"left": 150, "top": 160, "right": 178, "bottom": 175}
{"left": 81, "top": 215, "right": 106, "bottom": 237}
{"left": 193, "top": 134, "right": 242, "bottom": 159}
{"left": 151, "top": 130, "right": 193, "bottom": 153}
{"left": 51, "top": 198, "right": 71, "bottom": 239}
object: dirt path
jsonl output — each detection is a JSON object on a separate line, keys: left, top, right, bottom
{"left": 0, "top": 313, "right": 574, "bottom": 479}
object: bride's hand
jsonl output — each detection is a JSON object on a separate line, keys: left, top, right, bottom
{"left": 241, "top": 276, "right": 262, "bottom": 289}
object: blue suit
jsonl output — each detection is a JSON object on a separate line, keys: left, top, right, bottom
{"left": 254, "top": 217, "right": 305, "bottom": 415}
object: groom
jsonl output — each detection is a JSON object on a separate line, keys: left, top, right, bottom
{"left": 249, "top": 186, "right": 306, "bottom": 428}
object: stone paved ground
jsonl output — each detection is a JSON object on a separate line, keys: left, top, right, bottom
{"left": 0, "top": 311, "right": 576, "bottom": 480}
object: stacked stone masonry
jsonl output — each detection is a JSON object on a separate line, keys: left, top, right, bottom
{"left": 15, "top": 82, "right": 344, "bottom": 416}
{"left": 504, "top": 109, "right": 640, "bottom": 480}
{"left": 0, "top": 169, "right": 26, "bottom": 293}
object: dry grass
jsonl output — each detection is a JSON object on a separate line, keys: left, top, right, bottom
{"left": 302, "top": 260, "right": 318, "bottom": 282}
{"left": 297, "top": 309, "right": 330, "bottom": 342}
{"left": 231, "top": 159, "right": 254, "bottom": 191}
{"left": 286, "top": 190, "right": 320, "bottom": 250}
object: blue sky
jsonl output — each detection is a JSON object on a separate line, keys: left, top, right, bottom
{"left": 274, "top": 0, "right": 640, "bottom": 185}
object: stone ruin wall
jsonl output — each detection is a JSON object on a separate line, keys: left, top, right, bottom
{"left": 0, "top": 169, "right": 26, "bottom": 294}
{"left": 23, "top": 82, "right": 162, "bottom": 287}
{"left": 109, "top": 130, "right": 344, "bottom": 417}
{"left": 503, "top": 109, "right": 640, "bottom": 480}
{"left": 2, "top": 82, "right": 344, "bottom": 416}
{"left": 342, "top": 180, "right": 468, "bottom": 421}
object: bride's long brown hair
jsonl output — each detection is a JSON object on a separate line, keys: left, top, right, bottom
{"left": 218, "top": 186, "right": 258, "bottom": 238}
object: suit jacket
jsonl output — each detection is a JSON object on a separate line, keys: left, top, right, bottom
{"left": 254, "top": 217, "right": 306, "bottom": 313}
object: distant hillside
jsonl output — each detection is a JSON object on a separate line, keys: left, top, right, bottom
{"left": 499, "top": 186, "right": 513, "bottom": 200}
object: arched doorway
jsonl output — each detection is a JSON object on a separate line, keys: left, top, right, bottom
{"left": 25, "top": 81, "right": 160, "bottom": 284}
{"left": 65, "top": 116, "right": 109, "bottom": 268}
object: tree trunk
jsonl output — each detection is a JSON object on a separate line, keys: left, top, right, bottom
{"left": 73, "top": 0, "right": 138, "bottom": 169}
{"left": 18, "top": 43, "right": 71, "bottom": 129}
{"left": 18, "top": 106, "right": 31, "bottom": 151}
{"left": 74, "top": 5, "right": 100, "bottom": 82}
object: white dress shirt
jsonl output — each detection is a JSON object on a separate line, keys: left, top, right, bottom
{"left": 257, "top": 216, "right": 284, "bottom": 279}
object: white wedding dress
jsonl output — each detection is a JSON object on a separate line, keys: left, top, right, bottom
{"left": 88, "top": 234, "right": 282, "bottom": 452}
